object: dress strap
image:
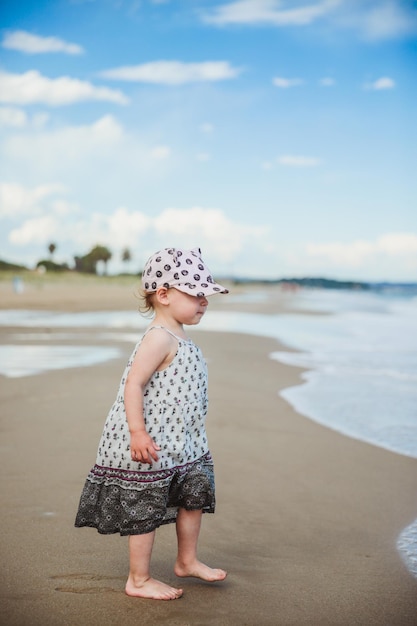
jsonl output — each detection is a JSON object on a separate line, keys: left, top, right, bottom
{"left": 143, "top": 325, "right": 183, "bottom": 341}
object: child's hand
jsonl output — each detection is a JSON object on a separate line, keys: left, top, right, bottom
{"left": 130, "top": 430, "right": 161, "bottom": 464}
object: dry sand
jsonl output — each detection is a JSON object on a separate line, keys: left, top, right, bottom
{"left": 1, "top": 277, "right": 417, "bottom": 625}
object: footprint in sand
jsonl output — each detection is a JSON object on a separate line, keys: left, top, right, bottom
{"left": 51, "top": 572, "right": 123, "bottom": 594}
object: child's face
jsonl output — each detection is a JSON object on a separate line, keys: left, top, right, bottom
{"left": 167, "top": 288, "right": 209, "bottom": 326}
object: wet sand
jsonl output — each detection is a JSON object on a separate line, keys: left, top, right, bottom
{"left": 1, "top": 278, "right": 417, "bottom": 625}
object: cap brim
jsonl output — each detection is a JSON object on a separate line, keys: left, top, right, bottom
{"left": 174, "top": 282, "right": 229, "bottom": 297}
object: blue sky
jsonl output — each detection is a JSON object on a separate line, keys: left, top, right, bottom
{"left": 0, "top": 0, "right": 416, "bottom": 281}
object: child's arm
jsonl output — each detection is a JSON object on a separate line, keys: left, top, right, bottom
{"left": 124, "top": 329, "right": 177, "bottom": 464}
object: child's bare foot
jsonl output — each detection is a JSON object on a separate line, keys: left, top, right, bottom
{"left": 174, "top": 560, "right": 227, "bottom": 582}
{"left": 125, "top": 576, "right": 183, "bottom": 600}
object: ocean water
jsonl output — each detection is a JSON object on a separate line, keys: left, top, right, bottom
{"left": 0, "top": 344, "right": 121, "bottom": 378}
{"left": 0, "top": 287, "right": 416, "bottom": 576}
{"left": 272, "top": 297, "right": 417, "bottom": 459}
{"left": 268, "top": 289, "right": 417, "bottom": 580}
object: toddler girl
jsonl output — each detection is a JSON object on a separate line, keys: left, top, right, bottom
{"left": 75, "top": 247, "right": 228, "bottom": 600}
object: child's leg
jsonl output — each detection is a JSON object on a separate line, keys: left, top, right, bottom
{"left": 174, "top": 508, "right": 227, "bottom": 582}
{"left": 125, "top": 531, "right": 183, "bottom": 600}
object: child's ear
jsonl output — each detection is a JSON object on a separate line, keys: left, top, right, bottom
{"left": 156, "top": 287, "right": 170, "bottom": 305}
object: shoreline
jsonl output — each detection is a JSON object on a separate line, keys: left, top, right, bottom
{"left": 1, "top": 281, "right": 417, "bottom": 624}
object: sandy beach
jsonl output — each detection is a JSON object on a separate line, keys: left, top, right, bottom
{"left": 1, "top": 276, "right": 417, "bottom": 625}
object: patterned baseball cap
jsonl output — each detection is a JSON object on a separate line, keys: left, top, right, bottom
{"left": 142, "top": 247, "right": 229, "bottom": 297}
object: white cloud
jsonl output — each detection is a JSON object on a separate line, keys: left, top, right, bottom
{"left": 261, "top": 155, "right": 322, "bottom": 169}
{"left": 6, "top": 205, "right": 148, "bottom": 253}
{"left": 1, "top": 115, "right": 177, "bottom": 193}
{"left": 9, "top": 215, "right": 62, "bottom": 245}
{"left": 306, "top": 233, "right": 417, "bottom": 270}
{"left": 90, "top": 115, "right": 124, "bottom": 139}
{"left": 4, "top": 185, "right": 415, "bottom": 280}
{"left": 201, "top": 0, "right": 417, "bottom": 41}
{"left": 0, "top": 106, "right": 28, "bottom": 128}
{"left": 5, "top": 115, "right": 124, "bottom": 165}
{"left": 2, "top": 30, "right": 84, "bottom": 55}
{"left": 150, "top": 145, "right": 171, "bottom": 159}
{"left": 364, "top": 76, "right": 396, "bottom": 91}
{"left": 106, "top": 208, "right": 150, "bottom": 248}
{"left": 0, "top": 181, "right": 80, "bottom": 266}
{"left": 68, "top": 208, "right": 151, "bottom": 252}
{"left": 49, "top": 199, "right": 79, "bottom": 217}
{"left": 319, "top": 77, "right": 335, "bottom": 86}
{"left": 0, "top": 70, "right": 129, "bottom": 106}
{"left": 202, "top": 0, "right": 341, "bottom": 26}
{"left": 202, "top": 0, "right": 417, "bottom": 41}
{"left": 273, "top": 76, "right": 303, "bottom": 88}
{"left": 0, "top": 182, "right": 67, "bottom": 217}
{"left": 377, "top": 233, "right": 417, "bottom": 255}
{"left": 200, "top": 122, "right": 214, "bottom": 133}
{"left": 153, "top": 207, "right": 267, "bottom": 263}
{"left": 278, "top": 155, "right": 321, "bottom": 167}
{"left": 0, "top": 106, "right": 50, "bottom": 129}
{"left": 99, "top": 60, "right": 242, "bottom": 84}
{"left": 365, "top": 2, "right": 417, "bottom": 39}
{"left": 307, "top": 239, "right": 372, "bottom": 266}
{"left": 3, "top": 200, "right": 269, "bottom": 274}
{"left": 342, "top": 1, "right": 417, "bottom": 41}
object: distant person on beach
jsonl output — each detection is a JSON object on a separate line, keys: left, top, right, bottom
{"left": 75, "top": 247, "right": 228, "bottom": 600}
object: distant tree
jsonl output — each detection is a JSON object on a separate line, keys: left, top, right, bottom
{"left": 48, "top": 242, "right": 56, "bottom": 258}
{"left": 122, "top": 247, "right": 132, "bottom": 264}
{"left": 36, "top": 259, "right": 69, "bottom": 272}
{"left": 90, "top": 245, "right": 112, "bottom": 274}
{"left": 74, "top": 245, "right": 112, "bottom": 275}
{"left": 121, "top": 247, "right": 132, "bottom": 272}
{"left": 74, "top": 254, "right": 96, "bottom": 274}
{"left": 0, "top": 259, "right": 27, "bottom": 271}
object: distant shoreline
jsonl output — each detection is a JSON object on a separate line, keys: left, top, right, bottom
{"left": 1, "top": 266, "right": 416, "bottom": 294}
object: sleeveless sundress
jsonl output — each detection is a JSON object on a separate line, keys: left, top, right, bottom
{"left": 75, "top": 326, "right": 215, "bottom": 535}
